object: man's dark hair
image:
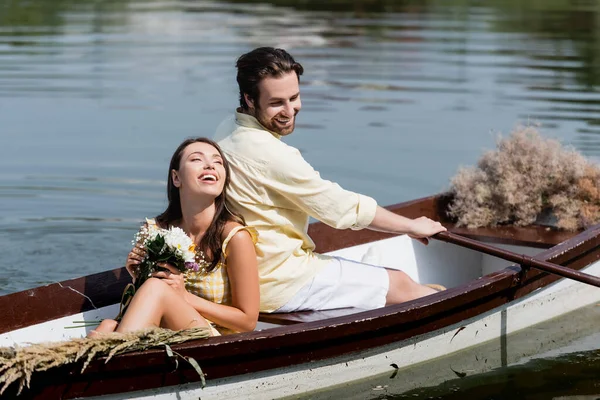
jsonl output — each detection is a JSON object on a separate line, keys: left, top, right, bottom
{"left": 236, "top": 47, "right": 304, "bottom": 110}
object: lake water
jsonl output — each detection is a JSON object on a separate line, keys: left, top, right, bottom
{"left": 1, "top": 0, "right": 599, "bottom": 397}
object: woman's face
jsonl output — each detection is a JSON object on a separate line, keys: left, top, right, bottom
{"left": 171, "top": 141, "right": 227, "bottom": 200}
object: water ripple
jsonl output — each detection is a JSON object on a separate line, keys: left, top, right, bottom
{"left": 2, "top": 0, "right": 600, "bottom": 295}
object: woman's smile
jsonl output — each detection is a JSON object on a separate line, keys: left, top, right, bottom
{"left": 198, "top": 172, "right": 219, "bottom": 184}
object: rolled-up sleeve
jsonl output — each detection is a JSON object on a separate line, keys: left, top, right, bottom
{"left": 265, "top": 146, "right": 378, "bottom": 230}
{"left": 354, "top": 194, "right": 378, "bottom": 229}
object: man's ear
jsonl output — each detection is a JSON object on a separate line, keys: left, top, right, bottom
{"left": 171, "top": 169, "right": 181, "bottom": 188}
{"left": 244, "top": 93, "right": 254, "bottom": 109}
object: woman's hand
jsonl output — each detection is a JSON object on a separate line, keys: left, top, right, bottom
{"left": 125, "top": 245, "right": 146, "bottom": 282}
{"left": 153, "top": 263, "right": 187, "bottom": 298}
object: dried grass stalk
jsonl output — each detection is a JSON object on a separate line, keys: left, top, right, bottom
{"left": 448, "top": 126, "right": 600, "bottom": 230}
{"left": 0, "top": 327, "right": 210, "bottom": 395}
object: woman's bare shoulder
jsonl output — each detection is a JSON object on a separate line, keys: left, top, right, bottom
{"left": 221, "top": 221, "right": 245, "bottom": 241}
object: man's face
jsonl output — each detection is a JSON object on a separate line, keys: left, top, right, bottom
{"left": 246, "top": 71, "right": 301, "bottom": 136}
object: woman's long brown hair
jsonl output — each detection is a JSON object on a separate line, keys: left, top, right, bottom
{"left": 155, "top": 137, "right": 245, "bottom": 272}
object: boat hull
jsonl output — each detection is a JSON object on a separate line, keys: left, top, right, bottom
{"left": 84, "top": 259, "right": 600, "bottom": 400}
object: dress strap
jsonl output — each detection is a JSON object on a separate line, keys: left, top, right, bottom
{"left": 145, "top": 218, "right": 157, "bottom": 228}
{"left": 222, "top": 226, "right": 258, "bottom": 257}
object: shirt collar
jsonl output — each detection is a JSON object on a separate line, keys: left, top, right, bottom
{"left": 235, "top": 109, "right": 282, "bottom": 140}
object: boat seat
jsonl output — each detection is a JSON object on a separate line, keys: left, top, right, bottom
{"left": 258, "top": 307, "right": 366, "bottom": 325}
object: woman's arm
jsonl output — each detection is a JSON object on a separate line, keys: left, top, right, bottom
{"left": 183, "top": 227, "right": 259, "bottom": 332}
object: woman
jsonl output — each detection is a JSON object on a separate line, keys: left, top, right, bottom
{"left": 92, "top": 137, "right": 259, "bottom": 336}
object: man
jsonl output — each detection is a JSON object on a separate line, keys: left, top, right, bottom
{"left": 214, "top": 47, "right": 447, "bottom": 313}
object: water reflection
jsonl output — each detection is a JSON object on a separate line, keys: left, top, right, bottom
{"left": 390, "top": 350, "right": 600, "bottom": 400}
{"left": 1, "top": 0, "right": 600, "bottom": 289}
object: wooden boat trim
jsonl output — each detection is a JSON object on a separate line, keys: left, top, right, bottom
{"left": 2, "top": 195, "right": 599, "bottom": 398}
{"left": 310, "top": 194, "right": 577, "bottom": 253}
{"left": 0, "top": 268, "right": 131, "bottom": 335}
{"left": 513, "top": 222, "right": 600, "bottom": 296}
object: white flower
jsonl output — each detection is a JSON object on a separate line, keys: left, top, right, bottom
{"left": 162, "top": 227, "right": 196, "bottom": 263}
{"left": 145, "top": 224, "right": 160, "bottom": 241}
{"left": 133, "top": 223, "right": 161, "bottom": 246}
{"left": 132, "top": 223, "right": 198, "bottom": 267}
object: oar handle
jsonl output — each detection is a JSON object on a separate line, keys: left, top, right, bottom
{"left": 433, "top": 231, "right": 600, "bottom": 288}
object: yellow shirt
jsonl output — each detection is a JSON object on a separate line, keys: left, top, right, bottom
{"left": 214, "top": 111, "right": 378, "bottom": 312}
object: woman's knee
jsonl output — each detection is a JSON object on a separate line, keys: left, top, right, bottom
{"left": 135, "top": 277, "right": 194, "bottom": 312}
{"left": 127, "top": 278, "right": 171, "bottom": 311}
{"left": 136, "top": 277, "right": 170, "bottom": 297}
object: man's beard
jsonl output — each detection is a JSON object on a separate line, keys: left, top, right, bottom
{"left": 254, "top": 108, "right": 297, "bottom": 136}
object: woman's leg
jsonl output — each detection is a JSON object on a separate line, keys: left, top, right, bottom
{"left": 116, "top": 278, "right": 210, "bottom": 333}
{"left": 88, "top": 318, "right": 118, "bottom": 338}
{"left": 385, "top": 269, "right": 437, "bottom": 305}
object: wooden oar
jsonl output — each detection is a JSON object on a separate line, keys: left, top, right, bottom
{"left": 433, "top": 231, "right": 600, "bottom": 288}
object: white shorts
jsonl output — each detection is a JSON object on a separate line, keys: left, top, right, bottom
{"left": 275, "top": 257, "right": 389, "bottom": 313}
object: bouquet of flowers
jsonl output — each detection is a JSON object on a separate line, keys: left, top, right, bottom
{"left": 117, "top": 224, "right": 201, "bottom": 320}
{"left": 132, "top": 224, "right": 200, "bottom": 287}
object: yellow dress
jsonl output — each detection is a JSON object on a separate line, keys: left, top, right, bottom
{"left": 145, "top": 219, "right": 258, "bottom": 335}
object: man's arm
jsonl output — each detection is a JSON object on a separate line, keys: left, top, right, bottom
{"left": 368, "top": 206, "right": 447, "bottom": 245}
{"left": 264, "top": 143, "right": 446, "bottom": 240}
{"left": 265, "top": 145, "right": 378, "bottom": 230}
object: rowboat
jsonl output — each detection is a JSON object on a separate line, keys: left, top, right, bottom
{"left": 1, "top": 193, "right": 599, "bottom": 399}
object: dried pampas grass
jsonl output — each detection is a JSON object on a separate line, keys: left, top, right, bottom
{"left": 0, "top": 327, "right": 210, "bottom": 396}
{"left": 448, "top": 126, "right": 600, "bottom": 230}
